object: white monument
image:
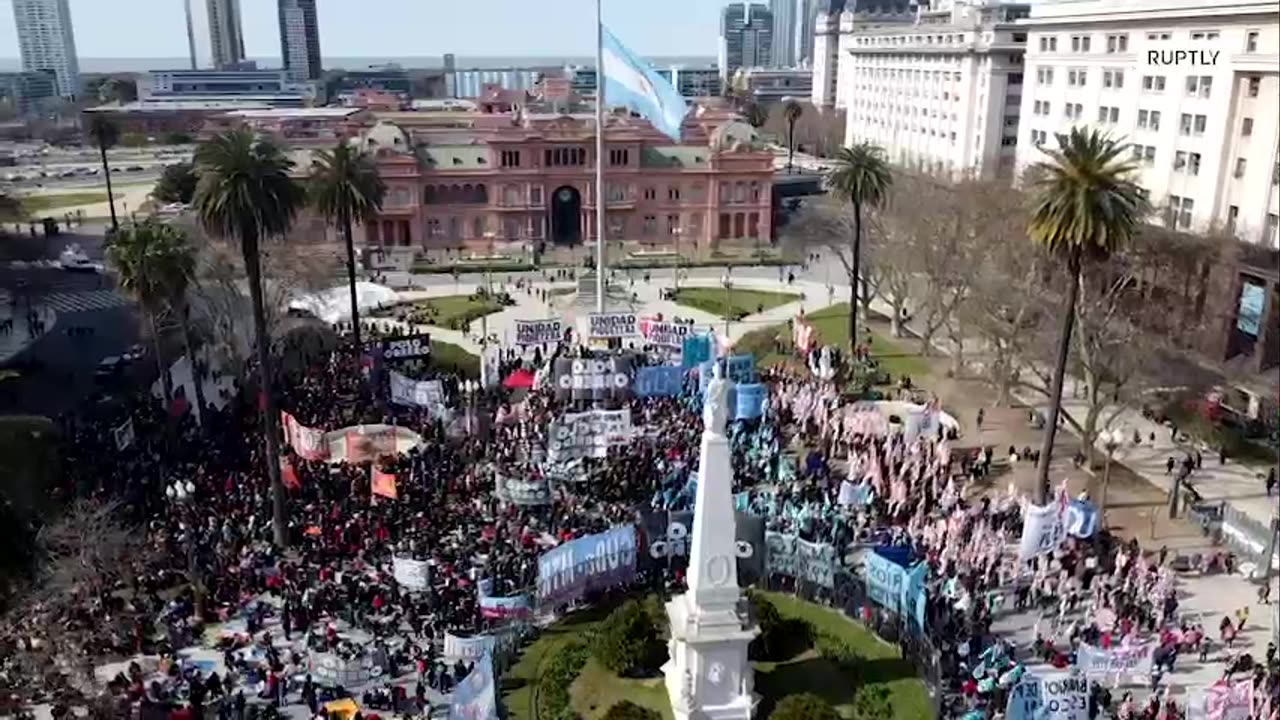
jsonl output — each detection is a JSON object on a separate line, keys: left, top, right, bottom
{"left": 663, "top": 363, "right": 759, "bottom": 720}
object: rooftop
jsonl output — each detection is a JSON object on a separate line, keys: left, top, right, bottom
{"left": 641, "top": 146, "right": 709, "bottom": 168}
{"left": 224, "top": 108, "right": 364, "bottom": 119}
{"left": 85, "top": 100, "right": 278, "bottom": 113}
{"left": 420, "top": 145, "right": 491, "bottom": 169}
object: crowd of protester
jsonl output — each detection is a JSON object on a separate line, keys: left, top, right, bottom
{"left": 0, "top": 325, "right": 1276, "bottom": 720}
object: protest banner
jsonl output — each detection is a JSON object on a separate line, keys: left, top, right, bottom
{"left": 478, "top": 594, "right": 532, "bottom": 620}
{"left": 1076, "top": 641, "right": 1154, "bottom": 680}
{"left": 1189, "top": 679, "right": 1254, "bottom": 720}
{"left": 1064, "top": 500, "right": 1099, "bottom": 539}
{"left": 281, "top": 411, "right": 330, "bottom": 461}
{"left": 588, "top": 312, "right": 639, "bottom": 339}
{"left": 515, "top": 319, "right": 563, "bottom": 346}
{"left": 837, "top": 480, "right": 873, "bottom": 506}
{"left": 389, "top": 371, "right": 446, "bottom": 413}
{"left": 380, "top": 334, "right": 431, "bottom": 360}
{"left": 726, "top": 354, "right": 755, "bottom": 384}
{"left": 1019, "top": 499, "right": 1067, "bottom": 561}
{"left": 640, "top": 317, "right": 693, "bottom": 349}
{"left": 637, "top": 510, "right": 763, "bottom": 581}
{"left": 345, "top": 426, "right": 398, "bottom": 463}
{"left": 547, "top": 409, "right": 631, "bottom": 462}
{"left": 551, "top": 356, "right": 634, "bottom": 401}
{"left": 765, "top": 532, "right": 835, "bottom": 588}
{"left": 681, "top": 333, "right": 713, "bottom": 369}
{"left": 371, "top": 467, "right": 398, "bottom": 500}
{"left": 495, "top": 472, "right": 551, "bottom": 505}
{"left": 866, "top": 550, "right": 909, "bottom": 614}
{"left": 736, "top": 383, "right": 767, "bottom": 420}
{"left": 449, "top": 652, "right": 498, "bottom": 720}
{"left": 634, "top": 366, "right": 685, "bottom": 397}
{"left": 113, "top": 418, "right": 135, "bottom": 451}
{"left": 537, "top": 525, "right": 638, "bottom": 606}
{"left": 444, "top": 632, "right": 497, "bottom": 661}
{"left": 1006, "top": 673, "right": 1089, "bottom": 720}
{"left": 392, "top": 556, "right": 430, "bottom": 591}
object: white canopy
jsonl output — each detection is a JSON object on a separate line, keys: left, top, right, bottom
{"left": 289, "top": 282, "right": 399, "bottom": 325}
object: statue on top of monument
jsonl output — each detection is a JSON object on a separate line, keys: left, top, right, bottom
{"left": 703, "top": 361, "right": 734, "bottom": 435}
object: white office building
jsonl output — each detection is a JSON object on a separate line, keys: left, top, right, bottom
{"left": 841, "top": 0, "right": 1030, "bottom": 177}
{"left": 811, "top": 0, "right": 915, "bottom": 108}
{"left": 11, "top": 0, "right": 80, "bottom": 99}
{"left": 207, "top": 0, "right": 245, "bottom": 69}
{"left": 1016, "top": 0, "right": 1280, "bottom": 248}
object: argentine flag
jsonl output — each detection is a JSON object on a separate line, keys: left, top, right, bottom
{"left": 602, "top": 27, "right": 689, "bottom": 142}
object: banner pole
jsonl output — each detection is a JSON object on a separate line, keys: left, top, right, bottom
{"left": 595, "top": 0, "right": 607, "bottom": 314}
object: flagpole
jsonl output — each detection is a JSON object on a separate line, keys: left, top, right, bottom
{"left": 594, "top": 0, "right": 606, "bottom": 314}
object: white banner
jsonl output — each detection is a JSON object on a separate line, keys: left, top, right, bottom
{"left": 444, "top": 632, "right": 497, "bottom": 661}
{"left": 113, "top": 418, "right": 135, "bottom": 451}
{"left": 547, "top": 409, "right": 631, "bottom": 462}
{"left": 1019, "top": 500, "right": 1067, "bottom": 561}
{"left": 281, "top": 411, "right": 329, "bottom": 461}
{"left": 1076, "top": 641, "right": 1155, "bottom": 680}
{"left": 587, "top": 312, "right": 639, "bottom": 339}
{"left": 496, "top": 472, "right": 552, "bottom": 505}
{"left": 1006, "top": 673, "right": 1089, "bottom": 720}
{"left": 515, "top": 320, "right": 562, "bottom": 346}
{"left": 392, "top": 556, "right": 431, "bottom": 591}
{"left": 389, "top": 371, "right": 446, "bottom": 414}
{"left": 1188, "top": 679, "right": 1254, "bottom": 720}
{"left": 640, "top": 317, "right": 693, "bottom": 349}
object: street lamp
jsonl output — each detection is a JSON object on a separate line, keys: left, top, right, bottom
{"left": 672, "top": 226, "right": 683, "bottom": 292}
{"left": 165, "top": 480, "right": 203, "bottom": 619}
{"left": 721, "top": 271, "right": 733, "bottom": 337}
{"left": 482, "top": 230, "right": 496, "bottom": 346}
{"left": 1099, "top": 428, "right": 1124, "bottom": 522}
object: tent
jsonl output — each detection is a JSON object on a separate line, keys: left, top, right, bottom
{"left": 324, "top": 698, "right": 360, "bottom": 720}
{"left": 289, "top": 282, "right": 399, "bottom": 325}
{"left": 503, "top": 368, "right": 536, "bottom": 389}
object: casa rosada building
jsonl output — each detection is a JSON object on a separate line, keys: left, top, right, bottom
{"left": 351, "top": 109, "right": 776, "bottom": 252}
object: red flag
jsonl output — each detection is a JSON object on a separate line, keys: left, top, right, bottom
{"left": 170, "top": 395, "right": 190, "bottom": 418}
{"left": 280, "top": 456, "right": 301, "bottom": 490}
{"left": 371, "top": 467, "right": 398, "bottom": 500}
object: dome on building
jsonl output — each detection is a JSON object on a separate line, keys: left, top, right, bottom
{"left": 354, "top": 121, "right": 411, "bottom": 154}
{"left": 709, "top": 120, "right": 761, "bottom": 152}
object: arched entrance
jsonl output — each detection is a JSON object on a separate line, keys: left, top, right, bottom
{"left": 550, "top": 185, "right": 582, "bottom": 245}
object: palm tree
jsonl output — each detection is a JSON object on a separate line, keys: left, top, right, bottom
{"left": 192, "top": 128, "right": 306, "bottom": 547}
{"left": 104, "top": 218, "right": 208, "bottom": 426}
{"left": 826, "top": 142, "right": 892, "bottom": 352}
{"left": 783, "top": 99, "right": 804, "bottom": 173}
{"left": 308, "top": 142, "right": 387, "bottom": 349}
{"left": 1027, "top": 127, "right": 1149, "bottom": 503}
{"left": 87, "top": 115, "right": 121, "bottom": 232}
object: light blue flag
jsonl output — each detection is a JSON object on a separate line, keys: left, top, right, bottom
{"left": 602, "top": 27, "right": 689, "bottom": 142}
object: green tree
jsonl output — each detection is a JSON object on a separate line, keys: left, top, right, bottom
{"left": 87, "top": 115, "right": 120, "bottom": 232}
{"left": 153, "top": 162, "right": 198, "bottom": 205}
{"left": 0, "top": 192, "right": 23, "bottom": 223}
{"left": 743, "top": 101, "right": 769, "bottom": 129}
{"left": 850, "top": 686, "right": 892, "bottom": 720}
{"left": 1027, "top": 128, "right": 1148, "bottom": 503}
{"left": 308, "top": 142, "right": 386, "bottom": 348}
{"left": 770, "top": 693, "right": 841, "bottom": 720}
{"left": 591, "top": 599, "right": 663, "bottom": 677}
{"left": 601, "top": 701, "right": 662, "bottom": 720}
{"left": 749, "top": 592, "right": 813, "bottom": 661}
{"left": 783, "top": 99, "right": 804, "bottom": 172}
{"left": 104, "top": 218, "right": 197, "bottom": 409}
{"left": 826, "top": 142, "right": 893, "bottom": 352}
{"left": 192, "top": 128, "right": 306, "bottom": 547}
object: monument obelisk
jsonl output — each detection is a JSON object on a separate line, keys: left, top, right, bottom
{"left": 664, "top": 363, "right": 758, "bottom": 720}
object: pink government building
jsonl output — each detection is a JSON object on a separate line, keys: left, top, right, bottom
{"left": 345, "top": 103, "right": 776, "bottom": 254}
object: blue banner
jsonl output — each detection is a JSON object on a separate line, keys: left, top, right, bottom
{"left": 736, "top": 383, "right": 767, "bottom": 420}
{"left": 449, "top": 652, "right": 498, "bottom": 720}
{"left": 682, "top": 334, "right": 713, "bottom": 369}
{"left": 865, "top": 550, "right": 909, "bottom": 614}
{"left": 906, "top": 561, "right": 928, "bottom": 628}
{"left": 1064, "top": 500, "right": 1099, "bottom": 538}
{"left": 726, "top": 354, "right": 755, "bottom": 384}
{"left": 479, "top": 594, "right": 531, "bottom": 620}
{"left": 537, "top": 525, "right": 638, "bottom": 606}
{"left": 734, "top": 491, "right": 751, "bottom": 512}
{"left": 635, "top": 366, "right": 685, "bottom": 397}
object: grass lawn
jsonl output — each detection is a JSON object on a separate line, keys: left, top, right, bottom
{"left": 378, "top": 294, "right": 505, "bottom": 331}
{"left": 502, "top": 606, "right": 612, "bottom": 720}
{"left": 430, "top": 340, "right": 479, "bottom": 378}
{"left": 18, "top": 192, "right": 119, "bottom": 214}
{"left": 758, "top": 591, "right": 932, "bottom": 720}
{"left": 735, "top": 303, "right": 931, "bottom": 383}
{"left": 673, "top": 287, "right": 801, "bottom": 320}
{"left": 570, "top": 657, "right": 674, "bottom": 720}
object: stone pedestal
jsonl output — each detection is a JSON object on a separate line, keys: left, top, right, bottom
{"left": 663, "top": 378, "right": 758, "bottom": 720}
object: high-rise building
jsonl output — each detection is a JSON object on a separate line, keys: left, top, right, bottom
{"left": 811, "top": 0, "right": 913, "bottom": 107}
{"left": 795, "top": 0, "right": 821, "bottom": 65}
{"left": 719, "top": 3, "right": 774, "bottom": 81}
{"left": 10, "top": 0, "right": 80, "bottom": 99}
{"left": 279, "top": 0, "right": 322, "bottom": 81}
{"left": 207, "top": 0, "right": 245, "bottom": 70}
{"left": 184, "top": 0, "right": 198, "bottom": 70}
{"left": 769, "top": 0, "right": 799, "bottom": 68}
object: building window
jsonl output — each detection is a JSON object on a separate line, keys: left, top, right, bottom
{"left": 500, "top": 150, "right": 520, "bottom": 168}
{"left": 1247, "top": 76, "right": 1261, "bottom": 97}
{"left": 718, "top": 213, "right": 731, "bottom": 239}
{"left": 1062, "top": 102, "right": 1082, "bottom": 120}
{"left": 608, "top": 216, "right": 625, "bottom": 240}
{"left": 750, "top": 182, "right": 760, "bottom": 202}
{"left": 1189, "top": 30, "right": 1220, "bottom": 40}
{"left": 1167, "top": 195, "right": 1194, "bottom": 229}
{"left": 1227, "top": 205, "right": 1239, "bottom": 233}
{"left": 1037, "top": 36, "right": 1058, "bottom": 52}
{"left": 733, "top": 213, "right": 745, "bottom": 239}
{"left": 1185, "top": 75, "right": 1212, "bottom": 98}
{"left": 1102, "top": 69, "right": 1124, "bottom": 89}
{"left": 1146, "top": 32, "right": 1171, "bottom": 41}
{"left": 545, "top": 147, "right": 586, "bottom": 167}
{"left": 608, "top": 184, "right": 627, "bottom": 202}
{"left": 1266, "top": 213, "right": 1279, "bottom": 240}
{"left": 1105, "top": 34, "right": 1128, "bottom": 53}
{"left": 1070, "top": 35, "right": 1091, "bottom": 52}
{"left": 473, "top": 217, "right": 484, "bottom": 238}
{"left": 1242, "top": 117, "right": 1254, "bottom": 136}
{"left": 1188, "top": 152, "right": 1201, "bottom": 175}
{"left": 666, "top": 214, "right": 680, "bottom": 235}
{"left": 530, "top": 186, "right": 543, "bottom": 205}
{"left": 689, "top": 183, "right": 706, "bottom": 202}
{"left": 426, "top": 218, "right": 441, "bottom": 239}
{"left": 734, "top": 182, "right": 747, "bottom": 203}
{"left": 1179, "top": 113, "right": 1207, "bottom": 136}
{"left": 502, "top": 185, "right": 520, "bottom": 206}
{"left": 504, "top": 217, "right": 521, "bottom": 239}
{"left": 1272, "top": 161, "right": 1279, "bottom": 185}
{"left": 1245, "top": 31, "right": 1259, "bottom": 53}
{"left": 608, "top": 148, "right": 629, "bottom": 166}
{"left": 530, "top": 217, "right": 544, "bottom": 238}
{"left": 1068, "top": 68, "right": 1086, "bottom": 86}
{"left": 643, "top": 186, "right": 656, "bottom": 200}
{"left": 1141, "top": 75, "right": 1166, "bottom": 92}
{"left": 747, "top": 212, "right": 759, "bottom": 238}
{"left": 1030, "top": 129, "right": 1047, "bottom": 145}
{"left": 1234, "top": 158, "right": 1247, "bottom": 178}
{"left": 1035, "top": 67, "right": 1054, "bottom": 84}
{"left": 1174, "top": 151, "right": 1187, "bottom": 170}
{"left": 668, "top": 185, "right": 681, "bottom": 201}
{"left": 642, "top": 215, "right": 657, "bottom": 236}
{"left": 1097, "top": 106, "right": 1119, "bottom": 124}
{"left": 1137, "top": 109, "right": 1161, "bottom": 131}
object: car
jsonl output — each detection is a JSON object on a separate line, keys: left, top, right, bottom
{"left": 125, "top": 165, "right": 144, "bottom": 172}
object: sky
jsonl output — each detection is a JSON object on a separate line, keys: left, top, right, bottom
{"left": 0, "top": 0, "right": 726, "bottom": 59}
